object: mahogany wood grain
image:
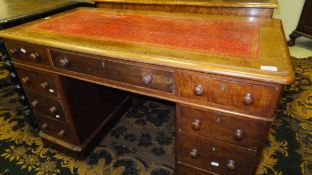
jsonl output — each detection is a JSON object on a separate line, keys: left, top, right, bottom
{"left": 0, "top": 7, "right": 295, "bottom": 173}
{"left": 5, "top": 40, "right": 51, "bottom": 67}
{"left": 36, "top": 114, "right": 77, "bottom": 145}
{"left": 178, "top": 104, "right": 269, "bottom": 149}
{"left": 0, "top": 9, "right": 295, "bottom": 85}
{"left": 14, "top": 66, "right": 59, "bottom": 100}
{"left": 59, "top": 76, "right": 129, "bottom": 142}
{"left": 50, "top": 50, "right": 174, "bottom": 93}
{"left": 24, "top": 91, "right": 66, "bottom": 123}
{"left": 97, "top": 3, "right": 274, "bottom": 17}
{"left": 176, "top": 163, "right": 215, "bottom": 175}
{"left": 40, "top": 95, "right": 132, "bottom": 159}
{"left": 177, "top": 132, "right": 256, "bottom": 175}
{"left": 176, "top": 71, "right": 282, "bottom": 118}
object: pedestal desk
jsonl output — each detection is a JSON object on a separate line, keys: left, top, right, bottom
{"left": 0, "top": 8, "right": 294, "bottom": 175}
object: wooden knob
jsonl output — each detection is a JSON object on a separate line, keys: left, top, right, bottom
{"left": 191, "top": 119, "right": 201, "bottom": 130}
{"left": 233, "top": 129, "right": 244, "bottom": 141}
{"left": 242, "top": 92, "right": 253, "bottom": 105}
{"left": 9, "top": 48, "right": 18, "bottom": 54}
{"left": 40, "top": 82, "right": 48, "bottom": 89}
{"left": 59, "top": 57, "right": 69, "bottom": 66}
{"left": 194, "top": 85, "right": 203, "bottom": 96}
{"left": 227, "top": 160, "right": 236, "bottom": 170}
{"left": 21, "top": 76, "right": 30, "bottom": 84}
{"left": 57, "top": 130, "right": 65, "bottom": 136}
{"left": 49, "top": 106, "right": 57, "bottom": 114}
{"left": 190, "top": 148, "right": 199, "bottom": 158}
{"left": 41, "top": 123, "right": 48, "bottom": 129}
{"left": 31, "top": 100, "right": 38, "bottom": 107}
{"left": 142, "top": 74, "right": 153, "bottom": 85}
{"left": 30, "top": 53, "right": 40, "bottom": 61}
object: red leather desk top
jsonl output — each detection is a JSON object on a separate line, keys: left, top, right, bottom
{"left": 29, "top": 9, "right": 259, "bottom": 59}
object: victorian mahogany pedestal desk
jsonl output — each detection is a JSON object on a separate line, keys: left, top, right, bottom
{"left": 0, "top": 7, "right": 294, "bottom": 175}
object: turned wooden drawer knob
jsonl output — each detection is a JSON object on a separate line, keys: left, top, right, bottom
{"left": 57, "top": 130, "right": 65, "bottom": 136}
{"left": 21, "top": 76, "right": 30, "bottom": 84}
{"left": 233, "top": 129, "right": 244, "bottom": 141}
{"left": 190, "top": 148, "right": 199, "bottom": 158}
{"left": 9, "top": 48, "right": 18, "bottom": 54}
{"left": 31, "top": 100, "right": 38, "bottom": 107}
{"left": 59, "top": 57, "right": 69, "bottom": 66}
{"left": 194, "top": 85, "right": 204, "bottom": 96}
{"left": 40, "top": 82, "right": 48, "bottom": 89}
{"left": 242, "top": 92, "right": 253, "bottom": 105}
{"left": 227, "top": 160, "right": 236, "bottom": 170}
{"left": 49, "top": 106, "right": 57, "bottom": 114}
{"left": 191, "top": 119, "right": 201, "bottom": 130}
{"left": 142, "top": 74, "right": 153, "bottom": 85}
{"left": 30, "top": 53, "right": 40, "bottom": 61}
{"left": 41, "top": 123, "right": 48, "bottom": 129}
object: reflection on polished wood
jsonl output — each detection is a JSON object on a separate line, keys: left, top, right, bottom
{"left": 0, "top": 7, "right": 294, "bottom": 174}
{"left": 95, "top": 0, "right": 278, "bottom": 17}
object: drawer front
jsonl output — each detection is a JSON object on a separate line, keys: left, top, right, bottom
{"left": 178, "top": 132, "right": 256, "bottom": 175}
{"left": 25, "top": 91, "right": 66, "bottom": 123}
{"left": 176, "top": 72, "right": 280, "bottom": 117}
{"left": 179, "top": 106, "right": 267, "bottom": 149}
{"left": 15, "top": 67, "right": 59, "bottom": 99}
{"left": 177, "top": 163, "right": 215, "bottom": 175}
{"left": 36, "top": 115, "right": 77, "bottom": 145}
{"left": 50, "top": 50, "right": 174, "bottom": 93}
{"left": 5, "top": 40, "right": 50, "bottom": 66}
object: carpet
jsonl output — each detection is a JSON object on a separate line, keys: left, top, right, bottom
{"left": 0, "top": 57, "right": 311, "bottom": 175}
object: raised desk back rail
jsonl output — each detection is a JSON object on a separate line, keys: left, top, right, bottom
{"left": 95, "top": 0, "right": 278, "bottom": 18}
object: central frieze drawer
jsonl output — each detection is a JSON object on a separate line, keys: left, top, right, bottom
{"left": 50, "top": 50, "right": 174, "bottom": 93}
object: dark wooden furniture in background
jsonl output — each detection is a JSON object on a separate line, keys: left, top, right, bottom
{"left": 94, "top": 0, "right": 278, "bottom": 17}
{"left": 0, "top": 0, "right": 94, "bottom": 130}
{"left": 288, "top": 0, "right": 312, "bottom": 46}
{"left": 0, "top": 6, "right": 294, "bottom": 175}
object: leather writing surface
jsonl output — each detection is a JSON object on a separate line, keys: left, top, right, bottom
{"left": 30, "top": 9, "right": 260, "bottom": 59}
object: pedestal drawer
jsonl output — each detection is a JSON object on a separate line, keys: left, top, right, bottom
{"left": 15, "top": 66, "right": 59, "bottom": 99}
{"left": 36, "top": 115, "right": 77, "bottom": 145}
{"left": 25, "top": 91, "right": 66, "bottom": 123}
{"left": 177, "top": 163, "right": 216, "bottom": 175}
{"left": 176, "top": 72, "right": 281, "bottom": 118}
{"left": 50, "top": 50, "right": 174, "bottom": 93}
{"left": 5, "top": 40, "right": 50, "bottom": 66}
{"left": 178, "top": 132, "right": 256, "bottom": 175}
{"left": 178, "top": 105, "right": 269, "bottom": 149}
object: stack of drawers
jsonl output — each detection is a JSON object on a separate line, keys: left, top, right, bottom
{"left": 15, "top": 66, "right": 78, "bottom": 144}
{"left": 176, "top": 72, "right": 282, "bottom": 175}
{"left": 5, "top": 40, "right": 129, "bottom": 158}
{"left": 6, "top": 41, "right": 80, "bottom": 145}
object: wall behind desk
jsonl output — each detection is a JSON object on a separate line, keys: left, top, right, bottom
{"left": 273, "top": 0, "right": 305, "bottom": 39}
